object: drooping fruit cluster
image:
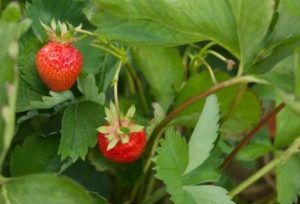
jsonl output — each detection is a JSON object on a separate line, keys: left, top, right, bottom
{"left": 35, "top": 21, "right": 83, "bottom": 91}
{"left": 97, "top": 103, "right": 146, "bottom": 163}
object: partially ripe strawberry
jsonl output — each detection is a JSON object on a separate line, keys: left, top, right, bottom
{"left": 97, "top": 103, "right": 146, "bottom": 163}
{"left": 36, "top": 42, "right": 82, "bottom": 91}
{"left": 35, "top": 21, "right": 83, "bottom": 91}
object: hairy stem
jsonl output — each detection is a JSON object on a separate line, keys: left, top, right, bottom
{"left": 229, "top": 137, "right": 300, "bottom": 197}
{"left": 113, "top": 61, "right": 123, "bottom": 124}
{"left": 221, "top": 102, "right": 285, "bottom": 170}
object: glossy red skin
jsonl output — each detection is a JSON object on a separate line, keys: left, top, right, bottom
{"left": 98, "top": 130, "right": 146, "bottom": 163}
{"left": 35, "top": 41, "right": 83, "bottom": 91}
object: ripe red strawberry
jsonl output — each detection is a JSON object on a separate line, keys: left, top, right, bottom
{"left": 97, "top": 103, "right": 146, "bottom": 163}
{"left": 36, "top": 42, "right": 82, "bottom": 91}
{"left": 35, "top": 21, "right": 83, "bottom": 91}
{"left": 98, "top": 130, "right": 146, "bottom": 163}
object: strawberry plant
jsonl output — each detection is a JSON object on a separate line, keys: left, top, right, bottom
{"left": 1, "top": 0, "right": 300, "bottom": 204}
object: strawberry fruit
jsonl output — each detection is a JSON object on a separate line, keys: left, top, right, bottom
{"left": 35, "top": 21, "right": 83, "bottom": 91}
{"left": 97, "top": 103, "right": 146, "bottom": 163}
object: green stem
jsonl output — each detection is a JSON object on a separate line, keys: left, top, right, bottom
{"left": 229, "top": 137, "right": 300, "bottom": 197}
{"left": 76, "top": 28, "right": 126, "bottom": 62}
{"left": 207, "top": 50, "right": 228, "bottom": 62}
{"left": 113, "top": 61, "right": 123, "bottom": 124}
{"left": 141, "top": 187, "right": 167, "bottom": 204}
{"left": 125, "top": 63, "right": 149, "bottom": 115}
{"left": 201, "top": 58, "right": 217, "bottom": 84}
{"left": 237, "top": 63, "right": 244, "bottom": 76}
{"left": 91, "top": 43, "right": 122, "bottom": 61}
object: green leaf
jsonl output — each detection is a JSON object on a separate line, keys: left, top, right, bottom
{"left": 228, "top": 0, "right": 274, "bottom": 70}
{"left": 0, "top": 174, "right": 98, "bottom": 204}
{"left": 275, "top": 107, "right": 300, "bottom": 148}
{"left": 276, "top": 155, "right": 300, "bottom": 204}
{"left": 77, "top": 74, "right": 105, "bottom": 105}
{"left": 154, "top": 128, "right": 189, "bottom": 201}
{"left": 30, "top": 91, "right": 74, "bottom": 110}
{"left": 16, "top": 79, "right": 42, "bottom": 112}
{"left": 59, "top": 102, "right": 104, "bottom": 162}
{"left": 269, "top": 0, "right": 300, "bottom": 45}
{"left": 183, "top": 185, "right": 234, "bottom": 204}
{"left": 248, "top": 0, "right": 300, "bottom": 74}
{"left": 10, "top": 135, "right": 59, "bottom": 176}
{"left": 220, "top": 91, "right": 262, "bottom": 138}
{"left": 18, "top": 33, "right": 48, "bottom": 94}
{"left": 262, "top": 55, "right": 294, "bottom": 93}
{"left": 84, "top": 8, "right": 203, "bottom": 46}
{"left": 25, "top": 0, "right": 88, "bottom": 41}
{"left": 184, "top": 95, "right": 220, "bottom": 174}
{"left": 133, "top": 46, "right": 184, "bottom": 110}
{"left": 182, "top": 150, "right": 221, "bottom": 185}
{"left": 155, "top": 128, "right": 188, "bottom": 178}
{"left": 86, "top": 0, "right": 239, "bottom": 54}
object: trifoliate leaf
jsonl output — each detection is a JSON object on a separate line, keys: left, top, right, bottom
{"left": 10, "top": 134, "right": 59, "bottom": 176}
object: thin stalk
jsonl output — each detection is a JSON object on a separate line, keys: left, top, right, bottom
{"left": 201, "top": 58, "right": 218, "bottom": 84}
{"left": 207, "top": 50, "right": 228, "bottom": 62}
{"left": 91, "top": 43, "right": 122, "bottom": 61}
{"left": 125, "top": 63, "right": 149, "bottom": 115}
{"left": 113, "top": 61, "right": 123, "bottom": 124}
{"left": 229, "top": 137, "right": 300, "bottom": 197}
{"left": 221, "top": 102, "right": 285, "bottom": 170}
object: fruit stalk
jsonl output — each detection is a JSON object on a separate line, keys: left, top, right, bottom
{"left": 113, "top": 61, "right": 123, "bottom": 124}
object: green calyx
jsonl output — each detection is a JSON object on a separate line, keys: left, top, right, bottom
{"left": 97, "top": 102, "right": 144, "bottom": 150}
{"left": 41, "top": 19, "right": 82, "bottom": 44}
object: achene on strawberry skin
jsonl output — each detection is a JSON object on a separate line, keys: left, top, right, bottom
{"left": 97, "top": 103, "right": 147, "bottom": 163}
{"left": 35, "top": 21, "right": 83, "bottom": 91}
